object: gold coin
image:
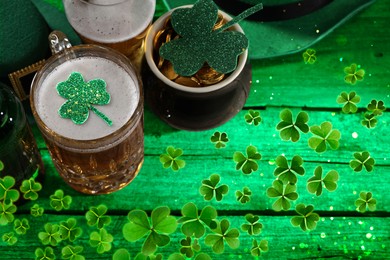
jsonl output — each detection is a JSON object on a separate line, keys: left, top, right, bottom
{"left": 174, "top": 76, "right": 201, "bottom": 87}
{"left": 196, "top": 66, "right": 225, "bottom": 85}
{"left": 213, "top": 13, "right": 225, "bottom": 30}
{"left": 160, "top": 61, "right": 179, "bottom": 81}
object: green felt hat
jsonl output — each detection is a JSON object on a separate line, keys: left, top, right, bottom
{"left": 163, "top": 0, "right": 376, "bottom": 59}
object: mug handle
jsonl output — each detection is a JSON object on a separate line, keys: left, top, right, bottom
{"left": 49, "top": 30, "right": 72, "bottom": 55}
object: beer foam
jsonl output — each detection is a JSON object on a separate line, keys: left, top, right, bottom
{"left": 36, "top": 56, "right": 139, "bottom": 141}
{"left": 63, "top": 0, "right": 155, "bottom": 43}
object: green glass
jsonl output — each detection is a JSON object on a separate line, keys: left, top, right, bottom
{"left": 0, "top": 83, "right": 44, "bottom": 185}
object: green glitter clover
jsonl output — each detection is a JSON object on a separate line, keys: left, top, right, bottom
{"left": 159, "top": 0, "right": 262, "bottom": 76}
{"left": 13, "top": 218, "right": 30, "bottom": 235}
{"left": 199, "top": 174, "right": 229, "bottom": 201}
{"left": 302, "top": 49, "right": 317, "bottom": 64}
{"left": 20, "top": 178, "right": 42, "bottom": 201}
{"left": 251, "top": 239, "right": 268, "bottom": 257}
{"left": 367, "top": 99, "right": 386, "bottom": 116}
{"left": 0, "top": 201, "right": 17, "bottom": 225}
{"left": 233, "top": 145, "right": 261, "bottom": 174}
{"left": 123, "top": 206, "right": 177, "bottom": 256}
{"left": 307, "top": 166, "right": 339, "bottom": 196}
{"left": 89, "top": 228, "right": 113, "bottom": 254}
{"left": 0, "top": 176, "right": 20, "bottom": 203}
{"left": 350, "top": 151, "right": 375, "bottom": 172}
{"left": 180, "top": 237, "right": 201, "bottom": 258}
{"left": 276, "top": 109, "right": 309, "bottom": 142}
{"left": 38, "top": 223, "right": 62, "bottom": 246}
{"left": 35, "top": 247, "right": 56, "bottom": 260}
{"left": 273, "top": 155, "right": 305, "bottom": 185}
{"left": 336, "top": 91, "right": 361, "bottom": 113}
{"left": 244, "top": 109, "right": 262, "bottom": 126}
{"left": 178, "top": 202, "right": 218, "bottom": 238}
{"left": 210, "top": 131, "right": 229, "bottom": 148}
{"left": 49, "top": 189, "right": 72, "bottom": 211}
{"left": 290, "top": 204, "right": 320, "bottom": 231}
{"left": 361, "top": 113, "right": 378, "bottom": 128}
{"left": 62, "top": 245, "right": 85, "bottom": 260}
{"left": 85, "top": 204, "right": 111, "bottom": 229}
{"left": 2, "top": 232, "right": 17, "bottom": 245}
{"left": 241, "top": 213, "right": 263, "bottom": 236}
{"left": 56, "top": 72, "right": 112, "bottom": 126}
{"left": 204, "top": 219, "right": 240, "bottom": 254}
{"left": 59, "top": 218, "right": 82, "bottom": 242}
{"left": 266, "top": 180, "right": 298, "bottom": 211}
{"left": 344, "top": 63, "right": 365, "bottom": 84}
{"left": 235, "top": 186, "right": 252, "bottom": 204}
{"left": 308, "top": 121, "right": 341, "bottom": 153}
{"left": 355, "top": 191, "right": 377, "bottom": 213}
{"left": 159, "top": 146, "right": 186, "bottom": 171}
{"left": 31, "top": 204, "right": 44, "bottom": 217}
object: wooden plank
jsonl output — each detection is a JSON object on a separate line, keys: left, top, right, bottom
{"left": 0, "top": 215, "right": 388, "bottom": 259}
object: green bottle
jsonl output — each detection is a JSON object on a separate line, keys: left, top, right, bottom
{"left": 0, "top": 82, "right": 44, "bottom": 187}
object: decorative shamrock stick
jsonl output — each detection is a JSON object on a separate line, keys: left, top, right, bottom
{"left": 56, "top": 72, "right": 113, "bottom": 126}
{"left": 159, "top": 0, "right": 263, "bottom": 77}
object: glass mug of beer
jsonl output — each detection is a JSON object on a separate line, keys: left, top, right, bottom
{"left": 62, "top": 0, "right": 156, "bottom": 71}
{"left": 30, "top": 31, "right": 144, "bottom": 194}
{"left": 143, "top": 6, "right": 251, "bottom": 131}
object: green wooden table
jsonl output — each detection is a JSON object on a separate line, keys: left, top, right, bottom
{"left": 1, "top": 1, "right": 389, "bottom": 259}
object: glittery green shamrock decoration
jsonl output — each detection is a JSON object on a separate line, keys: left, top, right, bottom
{"left": 336, "top": 91, "right": 361, "bottom": 113}
{"left": 350, "top": 151, "right": 375, "bottom": 172}
{"left": 56, "top": 72, "right": 112, "bottom": 126}
{"left": 307, "top": 166, "right": 339, "bottom": 196}
{"left": 355, "top": 191, "right": 377, "bottom": 213}
{"left": 344, "top": 63, "right": 365, "bottom": 84}
{"left": 251, "top": 239, "right": 268, "bottom": 257}
{"left": 159, "top": 0, "right": 262, "bottom": 76}
{"left": 204, "top": 219, "right": 240, "bottom": 254}
{"left": 290, "top": 204, "right": 320, "bottom": 231}
{"left": 199, "top": 174, "right": 229, "bottom": 201}
{"left": 302, "top": 49, "right": 317, "bottom": 64}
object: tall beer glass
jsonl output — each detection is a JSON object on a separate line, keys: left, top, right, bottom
{"left": 63, "top": 0, "right": 155, "bottom": 71}
{"left": 30, "top": 31, "right": 143, "bottom": 194}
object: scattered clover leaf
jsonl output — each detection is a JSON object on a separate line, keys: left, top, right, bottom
{"left": 56, "top": 72, "right": 112, "bottom": 125}
{"left": 159, "top": 0, "right": 262, "bottom": 76}
{"left": 2, "top": 232, "right": 17, "bottom": 245}
{"left": 180, "top": 237, "right": 201, "bottom": 258}
{"left": 233, "top": 145, "right": 261, "bottom": 174}
{"left": 113, "top": 248, "right": 131, "bottom": 260}
{"left": 35, "top": 247, "right": 56, "bottom": 260}
{"left": 0, "top": 176, "right": 20, "bottom": 203}
{"left": 273, "top": 155, "right": 305, "bottom": 184}
{"left": 308, "top": 121, "right": 341, "bottom": 153}
{"left": 38, "top": 223, "right": 62, "bottom": 246}
{"left": 20, "top": 178, "right": 42, "bottom": 200}
{"left": 89, "top": 228, "right": 113, "bottom": 254}
{"left": 85, "top": 204, "right": 111, "bottom": 229}
{"left": 302, "top": 49, "right": 316, "bottom": 64}
{"left": 135, "top": 253, "right": 163, "bottom": 260}
{"left": 59, "top": 218, "right": 82, "bottom": 242}
{"left": 367, "top": 99, "right": 386, "bottom": 116}
{"left": 31, "top": 204, "right": 44, "bottom": 217}
{"left": 0, "top": 160, "right": 3, "bottom": 171}
{"left": 0, "top": 201, "right": 17, "bottom": 225}
{"left": 245, "top": 109, "right": 262, "bottom": 126}
{"left": 291, "top": 204, "right": 320, "bottom": 231}
{"left": 241, "top": 213, "right": 263, "bottom": 236}
{"left": 307, "top": 166, "right": 339, "bottom": 196}
{"left": 199, "top": 174, "right": 229, "bottom": 201}
{"left": 123, "top": 206, "right": 177, "bottom": 256}
{"left": 13, "top": 218, "right": 30, "bottom": 235}
{"left": 336, "top": 91, "right": 361, "bottom": 113}
{"left": 205, "top": 219, "right": 240, "bottom": 254}
{"left": 276, "top": 109, "right": 309, "bottom": 142}
{"left": 344, "top": 63, "right": 365, "bottom": 84}
{"left": 251, "top": 239, "right": 268, "bottom": 257}
{"left": 355, "top": 191, "right": 377, "bottom": 213}
{"left": 194, "top": 253, "right": 212, "bottom": 260}
{"left": 159, "top": 146, "right": 185, "bottom": 171}
{"left": 210, "top": 131, "right": 229, "bottom": 148}
{"left": 62, "top": 245, "right": 85, "bottom": 260}
{"left": 235, "top": 187, "right": 252, "bottom": 204}
{"left": 350, "top": 151, "right": 375, "bottom": 172}
{"left": 361, "top": 113, "right": 378, "bottom": 128}
{"left": 49, "top": 189, "right": 72, "bottom": 211}
{"left": 168, "top": 253, "right": 211, "bottom": 260}
{"left": 266, "top": 180, "right": 298, "bottom": 211}
{"left": 178, "top": 202, "right": 218, "bottom": 238}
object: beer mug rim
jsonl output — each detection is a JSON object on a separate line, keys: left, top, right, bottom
{"left": 78, "top": 0, "right": 129, "bottom": 7}
{"left": 145, "top": 5, "right": 248, "bottom": 94}
{"left": 30, "top": 44, "right": 143, "bottom": 151}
